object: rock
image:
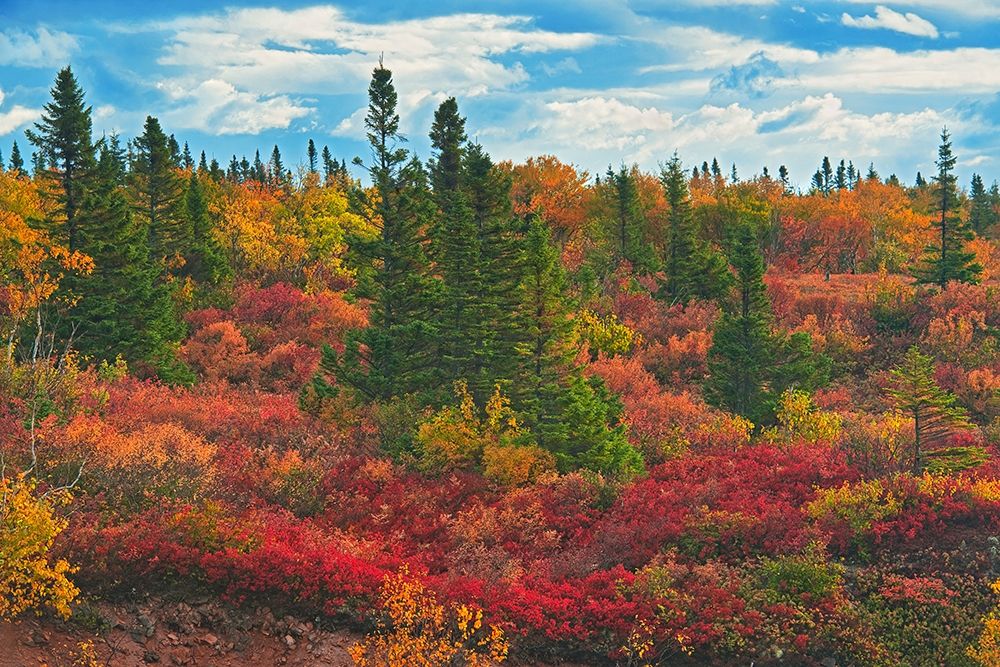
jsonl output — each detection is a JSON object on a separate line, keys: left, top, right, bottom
{"left": 167, "top": 633, "right": 178, "bottom": 642}
{"left": 283, "top": 634, "right": 296, "bottom": 649}
{"left": 202, "top": 633, "right": 218, "bottom": 645}
{"left": 143, "top": 650, "right": 160, "bottom": 663}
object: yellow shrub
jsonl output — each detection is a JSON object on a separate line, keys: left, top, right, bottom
{"left": 482, "top": 443, "right": 556, "bottom": 487}
{"left": 575, "top": 309, "right": 642, "bottom": 357}
{"left": 0, "top": 476, "right": 79, "bottom": 619}
{"left": 968, "top": 580, "right": 1000, "bottom": 666}
{"left": 770, "top": 389, "right": 842, "bottom": 444}
{"left": 806, "top": 479, "right": 900, "bottom": 534}
{"left": 350, "top": 567, "right": 508, "bottom": 667}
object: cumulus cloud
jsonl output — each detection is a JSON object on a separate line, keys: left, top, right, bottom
{"left": 840, "top": 0, "right": 1000, "bottom": 19}
{"left": 159, "top": 79, "right": 311, "bottom": 135}
{"left": 0, "top": 26, "right": 77, "bottom": 67}
{"left": 710, "top": 51, "right": 784, "bottom": 98}
{"left": 0, "top": 89, "right": 40, "bottom": 135}
{"left": 842, "top": 5, "right": 939, "bottom": 38}
{"left": 124, "top": 5, "right": 601, "bottom": 136}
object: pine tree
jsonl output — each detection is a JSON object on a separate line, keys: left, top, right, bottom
{"left": 915, "top": 171, "right": 927, "bottom": 188}
{"left": 913, "top": 128, "right": 982, "bottom": 289}
{"left": 181, "top": 142, "right": 193, "bottom": 170}
{"left": 322, "top": 145, "right": 335, "bottom": 184}
{"left": 72, "top": 135, "right": 188, "bottom": 380}
{"left": 866, "top": 163, "right": 879, "bottom": 181}
{"left": 835, "top": 160, "right": 847, "bottom": 191}
{"left": 704, "top": 224, "right": 776, "bottom": 424}
{"left": 778, "top": 165, "right": 790, "bottom": 192}
{"left": 25, "top": 66, "right": 96, "bottom": 252}
{"left": 253, "top": 150, "right": 266, "bottom": 183}
{"left": 8, "top": 141, "right": 23, "bottom": 173}
{"left": 269, "top": 145, "right": 284, "bottom": 185}
{"left": 314, "top": 60, "right": 438, "bottom": 404}
{"left": 658, "top": 154, "right": 730, "bottom": 303}
{"left": 183, "top": 172, "right": 229, "bottom": 286}
{"left": 888, "top": 346, "right": 976, "bottom": 473}
{"left": 307, "top": 139, "right": 318, "bottom": 174}
{"left": 730, "top": 163, "right": 738, "bottom": 183}
{"left": 428, "top": 97, "right": 481, "bottom": 392}
{"left": 820, "top": 157, "right": 833, "bottom": 194}
{"left": 970, "top": 173, "right": 997, "bottom": 234}
{"left": 513, "top": 217, "right": 640, "bottom": 476}
{"left": 197, "top": 151, "right": 208, "bottom": 173}
{"left": 603, "top": 163, "right": 656, "bottom": 273}
{"left": 167, "top": 134, "right": 180, "bottom": 167}
{"left": 711, "top": 158, "right": 721, "bottom": 179}
{"left": 130, "top": 116, "right": 186, "bottom": 262}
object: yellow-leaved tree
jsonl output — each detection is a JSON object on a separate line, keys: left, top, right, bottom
{"left": 0, "top": 476, "right": 79, "bottom": 619}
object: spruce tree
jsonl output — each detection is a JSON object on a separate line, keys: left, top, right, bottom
{"left": 183, "top": 172, "right": 229, "bottom": 286}
{"left": 269, "top": 145, "right": 284, "bottom": 185}
{"left": 913, "top": 129, "right": 982, "bottom": 289}
{"left": 513, "top": 217, "right": 641, "bottom": 476}
{"left": 197, "top": 151, "right": 208, "bottom": 173}
{"left": 307, "top": 139, "right": 318, "bottom": 174}
{"left": 8, "top": 141, "right": 23, "bottom": 173}
{"left": 428, "top": 97, "right": 482, "bottom": 392}
{"left": 658, "top": 154, "right": 730, "bottom": 303}
{"left": 314, "top": 60, "right": 438, "bottom": 403}
{"left": 26, "top": 66, "right": 96, "bottom": 252}
{"left": 835, "top": 160, "right": 847, "bottom": 191}
{"left": 181, "top": 142, "right": 193, "bottom": 170}
{"left": 889, "top": 346, "right": 977, "bottom": 473}
{"left": 970, "top": 173, "right": 997, "bottom": 234}
{"left": 72, "top": 136, "right": 187, "bottom": 379}
{"left": 130, "top": 116, "right": 186, "bottom": 262}
{"left": 603, "top": 164, "right": 657, "bottom": 274}
{"left": 322, "top": 145, "right": 335, "bottom": 184}
{"left": 704, "top": 224, "right": 776, "bottom": 424}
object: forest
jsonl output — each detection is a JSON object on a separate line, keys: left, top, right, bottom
{"left": 3, "top": 61, "right": 1000, "bottom": 666}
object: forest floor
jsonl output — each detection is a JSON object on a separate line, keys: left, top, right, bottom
{"left": 0, "top": 597, "right": 357, "bottom": 667}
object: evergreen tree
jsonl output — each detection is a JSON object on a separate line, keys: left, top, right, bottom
{"left": 970, "top": 173, "right": 997, "bottom": 234}
{"left": 913, "top": 128, "right": 982, "bottom": 289}
{"left": 603, "top": 163, "right": 657, "bottom": 273}
{"left": 658, "top": 154, "right": 730, "bottom": 303}
{"left": 866, "top": 163, "right": 879, "bottom": 181}
{"left": 181, "top": 142, "right": 193, "bottom": 170}
{"left": 8, "top": 141, "right": 23, "bottom": 173}
{"left": 888, "top": 346, "right": 976, "bottom": 473}
{"left": 226, "top": 156, "right": 239, "bottom": 182}
{"left": 183, "top": 172, "right": 229, "bottom": 286}
{"left": 269, "top": 145, "right": 284, "bottom": 185}
{"left": 314, "top": 60, "right": 438, "bottom": 404}
{"left": 820, "top": 157, "right": 833, "bottom": 194}
{"left": 915, "top": 171, "right": 927, "bottom": 188}
{"left": 72, "top": 135, "right": 188, "bottom": 380}
{"left": 711, "top": 158, "right": 721, "bottom": 179}
{"left": 704, "top": 224, "right": 776, "bottom": 424}
{"left": 730, "top": 163, "right": 738, "bottom": 183}
{"left": 253, "top": 150, "right": 266, "bottom": 183}
{"left": 513, "top": 217, "right": 641, "bottom": 476}
{"left": 322, "top": 145, "right": 335, "bottom": 184}
{"left": 704, "top": 225, "right": 827, "bottom": 425}
{"left": 25, "top": 66, "right": 96, "bottom": 252}
{"left": 307, "top": 139, "right": 318, "bottom": 174}
{"left": 167, "top": 134, "right": 180, "bottom": 167}
{"left": 130, "top": 115, "right": 186, "bottom": 262}
{"left": 778, "top": 165, "right": 790, "bottom": 192}
{"left": 209, "top": 158, "right": 222, "bottom": 182}
{"left": 835, "top": 159, "right": 847, "bottom": 191}
{"left": 197, "top": 151, "right": 208, "bottom": 173}
{"left": 428, "top": 97, "right": 481, "bottom": 392}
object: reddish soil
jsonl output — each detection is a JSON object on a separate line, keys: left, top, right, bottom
{"left": 0, "top": 598, "right": 357, "bottom": 667}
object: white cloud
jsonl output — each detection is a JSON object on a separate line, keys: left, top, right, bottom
{"left": 127, "top": 6, "right": 602, "bottom": 137}
{"left": 159, "top": 79, "right": 311, "bottom": 135}
{"left": 0, "top": 27, "right": 77, "bottom": 67}
{"left": 0, "top": 88, "right": 40, "bottom": 135}
{"left": 842, "top": 5, "right": 939, "bottom": 38}
{"left": 839, "top": 0, "right": 1000, "bottom": 19}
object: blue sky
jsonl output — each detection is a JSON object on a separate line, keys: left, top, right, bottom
{"left": 0, "top": 0, "right": 998, "bottom": 188}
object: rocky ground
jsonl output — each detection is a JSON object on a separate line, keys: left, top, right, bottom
{"left": 0, "top": 598, "right": 358, "bottom": 667}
